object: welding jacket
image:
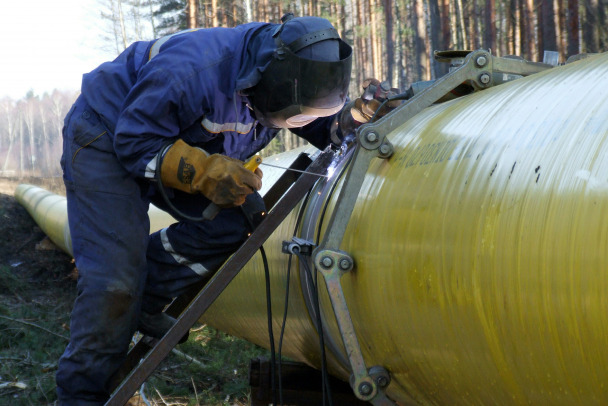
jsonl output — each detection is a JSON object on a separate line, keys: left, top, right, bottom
{"left": 80, "top": 22, "right": 341, "bottom": 181}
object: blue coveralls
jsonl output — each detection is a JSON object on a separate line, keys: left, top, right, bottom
{"left": 57, "top": 22, "right": 341, "bottom": 405}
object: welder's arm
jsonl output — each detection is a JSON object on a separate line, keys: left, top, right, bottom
{"left": 160, "top": 139, "right": 262, "bottom": 207}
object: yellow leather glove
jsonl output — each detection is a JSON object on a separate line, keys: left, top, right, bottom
{"left": 160, "top": 139, "right": 262, "bottom": 207}
{"left": 350, "top": 78, "right": 402, "bottom": 123}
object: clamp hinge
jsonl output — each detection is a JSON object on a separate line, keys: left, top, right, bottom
{"left": 282, "top": 237, "right": 316, "bottom": 256}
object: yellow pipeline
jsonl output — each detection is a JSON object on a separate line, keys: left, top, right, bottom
{"left": 14, "top": 185, "right": 176, "bottom": 255}
{"left": 16, "top": 52, "right": 608, "bottom": 405}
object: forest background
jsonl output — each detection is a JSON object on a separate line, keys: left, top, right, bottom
{"left": 1, "top": 0, "right": 606, "bottom": 178}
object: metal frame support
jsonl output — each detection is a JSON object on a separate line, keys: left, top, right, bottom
{"left": 106, "top": 151, "right": 335, "bottom": 406}
{"left": 314, "top": 249, "right": 393, "bottom": 404}
{"left": 311, "top": 49, "right": 554, "bottom": 405}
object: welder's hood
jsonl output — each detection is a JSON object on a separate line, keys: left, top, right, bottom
{"left": 238, "top": 15, "right": 353, "bottom": 129}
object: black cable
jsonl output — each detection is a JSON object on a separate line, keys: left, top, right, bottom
{"left": 277, "top": 252, "right": 292, "bottom": 406}
{"left": 277, "top": 189, "right": 313, "bottom": 406}
{"left": 259, "top": 245, "right": 277, "bottom": 406}
{"left": 369, "top": 91, "right": 412, "bottom": 123}
{"left": 297, "top": 251, "right": 333, "bottom": 406}
{"left": 155, "top": 142, "right": 208, "bottom": 222}
{"left": 239, "top": 206, "right": 277, "bottom": 406}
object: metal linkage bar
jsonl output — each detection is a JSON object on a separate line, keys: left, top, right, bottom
{"left": 106, "top": 150, "right": 334, "bottom": 406}
{"left": 314, "top": 249, "right": 393, "bottom": 405}
{"left": 312, "top": 49, "right": 554, "bottom": 405}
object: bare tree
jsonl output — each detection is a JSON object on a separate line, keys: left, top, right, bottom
{"left": 99, "top": 0, "right": 157, "bottom": 55}
{"left": 0, "top": 98, "right": 18, "bottom": 175}
{"left": 22, "top": 96, "right": 40, "bottom": 174}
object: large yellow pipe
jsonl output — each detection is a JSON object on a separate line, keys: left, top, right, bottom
{"left": 16, "top": 52, "right": 608, "bottom": 405}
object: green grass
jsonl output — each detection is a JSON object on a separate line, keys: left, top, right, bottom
{"left": 144, "top": 324, "right": 269, "bottom": 405}
{"left": 0, "top": 268, "right": 269, "bottom": 406}
{"left": 0, "top": 256, "right": 270, "bottom": 406}
{"left": 0, "top": 265, "right": 71, "bottom": 405}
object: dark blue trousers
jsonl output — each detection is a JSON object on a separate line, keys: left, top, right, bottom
{"left": 56, "top": 96, "right": 264, "bottom": 405}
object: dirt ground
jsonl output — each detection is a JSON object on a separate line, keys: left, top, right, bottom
{"left": 0, "top": 177, "right": 72, "bottom": 283}
{"left": 0, "top": 177, "right": 73, "bottom": 295}
{"left": 0, "top": 178, "right": 75, "bottom": 404}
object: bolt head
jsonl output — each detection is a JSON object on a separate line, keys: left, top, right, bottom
{"left": 321, "top": 256, "right": 334, "bottom": 268}
{"left": 379, "top": 144, "right": 391, "bottom": 155}
{"left": 476, "top": 55, "right": 487, "bottom": 67}
{"left": 376, "top": 375, "right": 389, "bottom": 388}
{"left": 479, "top": 73, "right": 491, "bottom": 84}
{"left": 365, "top": 132, "right": 378, "bottom": 143}
{"left": 339, "top": 258, "right": 352, "bottom": 270}
{"left": 358, "top": 382, "right": 373, "bottom": 396}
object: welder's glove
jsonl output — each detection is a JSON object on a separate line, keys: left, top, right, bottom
{"left": 160, "top": 139, "right": 262, "bottom": 207}
{"left": 350, "top": 78, "right": 402, "bottom": 123}
{"left": 338, "top": 78, "right": 402, "bottom": 137}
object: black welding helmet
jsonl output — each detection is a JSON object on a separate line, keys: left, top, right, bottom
{"left": 249, "top": 15, "right": 353, "bottom": 129}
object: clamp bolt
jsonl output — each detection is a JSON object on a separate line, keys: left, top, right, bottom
{"left": 375, "top": 375, "right": 389, "bottom": 388}
{"left": 321, "top": 256, "right": 334, "bottom": 268}
{"left": 366, "top": 132, "right": 379, "bottom": 143}
{"left": 339, "top": 258, "right": 352, "bottom": 270}
{"left": 476, "top": 55, "right": 487, "bottom": 67}
{"left": 358, "top": 382, "right": 373, "bottom": 396}
{"left": 379, "top": 144, "right": 391, "bottom": 155}
{"left": 479, "top": 73, "right": 491, "bottom": 84}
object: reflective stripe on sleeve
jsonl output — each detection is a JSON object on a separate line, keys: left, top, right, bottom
{"left": 160, "top": 228, "right": 209, "bottom": 276}
{"left": 149, "top": 29, "right": 200, "bottom": 61}
{"left": 201, "top": 117, "right": 254, "bottom": 134}
{"left": 144, "top": 154, "right": 158, "bottom": 179}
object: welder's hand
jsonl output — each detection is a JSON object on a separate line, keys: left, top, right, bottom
{"left": 160, "top": 139, "right": 262, "bottom": 207}
{"left": 350, "top": 78, "right": 402, "bottom": 123}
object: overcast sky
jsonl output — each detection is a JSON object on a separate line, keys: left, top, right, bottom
{"left": 0, "top": 0, "right": 118, "bottom": 99}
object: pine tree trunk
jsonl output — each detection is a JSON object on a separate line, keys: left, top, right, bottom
{"left": 450, "top": 0, "right": 458, "bottom": 49}
{"left": 583, "top": 0, "right": 598, "bottom": 52}
{"left": 428, "top": 0, "right": 445, "bottom": 78}
{"left": 525, "top": 0, "right": 536, "bottom": 60}
{"left": 541, "top": 0, "right": 558, "bottom": 53}
{"left": 441, "top": 0, "right": 450, "bottom": 50}
{"left": 517, "top": 0, "right": 525, "bottom": 55}
{"left": 471, "top": 0, "right": 480, "bottom": 50}
{"left": 599, "top": 0, "right": 608, "bottom": 51}
{"left": 506, "top": 0, "right": 515, "bottom": 54}
{"left": 457, "top": 0, "right": 467, "bottom": 48}
{"left": 416, "top": 0, "right": 429, "bottom": 79}
{"left": 567, "top": 0, "right": 579, "bottom": 56}
{"left": 555, "top": 0, "right": 567, "bottom": 60}
{"left": 212, "top": 0, "right": 218, "bottom": 26}
{"left": 188, "top": 0, "right": 197, "bottom": 28}
{"left": 370, "top": 0, "right": 380, "bottom": 78}
{"left": 244, "top": 0, "right": 253, "bottom": 22}
{"left": 395, "top": 0, "right": 407, "bottom": 89}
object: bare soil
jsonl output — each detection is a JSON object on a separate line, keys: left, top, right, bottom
{"left": 0, "top": 178, "right": 75, "bottom": 404}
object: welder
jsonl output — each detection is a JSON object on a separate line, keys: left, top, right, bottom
{"left": 57, "top": 13, "right": 394, "bottom": 405}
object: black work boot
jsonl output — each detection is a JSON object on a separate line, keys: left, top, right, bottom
{"left": 138, "top": 311, "right": 189, "bottom": 344}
